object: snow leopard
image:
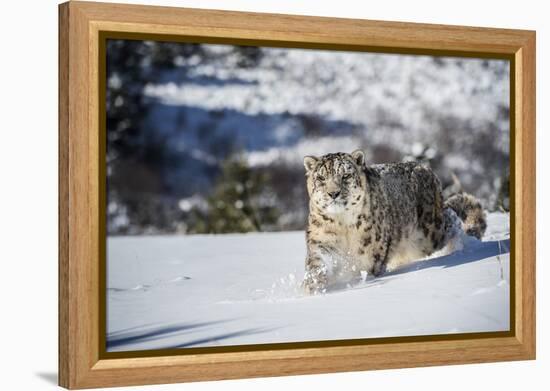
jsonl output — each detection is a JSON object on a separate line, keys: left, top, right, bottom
{"left": 302, "top": 150, "right": 487, "bottom": 294}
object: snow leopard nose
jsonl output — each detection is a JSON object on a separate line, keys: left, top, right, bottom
{"left": 328, "top": 190, "right": 341, "bottom": 199}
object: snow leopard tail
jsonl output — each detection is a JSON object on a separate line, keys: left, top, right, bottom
{"left": 444, "top": 193, "right": 487, "bottom": 240}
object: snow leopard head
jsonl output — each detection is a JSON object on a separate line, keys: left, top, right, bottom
{"left": 303, "top": 150, "right": 366, "bottom": 215}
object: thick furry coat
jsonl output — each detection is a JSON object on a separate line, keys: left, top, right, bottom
{"left": 302, "top": 150, "right": 486, "bottom": 294}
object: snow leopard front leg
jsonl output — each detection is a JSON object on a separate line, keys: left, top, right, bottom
{"left": 302, "top": 249, "right": 329, "bottom": 295}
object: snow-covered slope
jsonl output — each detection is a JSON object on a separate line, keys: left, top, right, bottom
{"left": 106, "top": 212, "right": 510, "bottom": 352}
{"left": 145, "top": 46, "right": 509, "bottom": 152}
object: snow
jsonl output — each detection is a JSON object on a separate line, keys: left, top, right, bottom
{"left": 107, "top": 212, "right": 510, "bottom": 352}
{"left": 143, "top": 49, "right": 509, "bottom": 161}
{"left": 145, "top": 49, "right": 508, "bottom": 133}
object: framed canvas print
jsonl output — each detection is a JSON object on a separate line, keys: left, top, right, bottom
{"left": 58, "top": 1, "right": 536, "bottom": 389}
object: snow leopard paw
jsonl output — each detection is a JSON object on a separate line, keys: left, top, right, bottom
{"left": 302, "top": 271, "right": 328, "bottom": 295}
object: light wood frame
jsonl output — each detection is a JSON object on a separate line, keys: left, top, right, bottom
{"left": 59, "top": 1, "right": 536, "bottom": 389}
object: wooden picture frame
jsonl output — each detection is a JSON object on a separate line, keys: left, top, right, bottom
{"left": 59, "top": 1, "right": 536, "bottom": 389}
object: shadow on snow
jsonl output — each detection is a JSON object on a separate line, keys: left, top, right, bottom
{"left": 170, "top": 327, "right": 276, "bottom": 349}
{"left": 107, "top": 319, "right": 275, "bottom": 351}
{"left": 385, "top": 238, "right": 510, "bottom": 278}
{"left": 328, "top": 238, "right": 510, "bottom": 293}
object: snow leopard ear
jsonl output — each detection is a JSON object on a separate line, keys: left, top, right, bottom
{"left": 303, "top": 156, "right": 319, "bottom": 173}
{"left": 351, "top": 150, "right": 365, "bottom": 167}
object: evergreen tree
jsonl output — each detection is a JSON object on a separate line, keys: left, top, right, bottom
{"left": 190, "top": 156, "right": 279, "bottom": 234}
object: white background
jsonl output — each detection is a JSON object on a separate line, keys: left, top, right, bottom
{"left": 0, "top": 0, "right": 546, "bottom": 389}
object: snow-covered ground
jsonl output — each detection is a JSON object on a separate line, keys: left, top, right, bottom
{"left": 106, "top": 212, "right": 510, "bottom": 352}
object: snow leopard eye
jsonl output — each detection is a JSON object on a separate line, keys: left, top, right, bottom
{"left": 316, "top": 175, "right": 325, "bottom": 182}
{"left": 342, "top": 174, "right": 352, "bottom": 180}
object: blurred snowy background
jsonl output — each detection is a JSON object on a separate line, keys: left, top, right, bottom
{"left": 106, "top": 40, "right": 510, "bottom": 235}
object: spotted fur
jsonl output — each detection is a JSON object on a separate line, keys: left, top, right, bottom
{"left": 302, "top": 150, "right": 487, "bottom": 294}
